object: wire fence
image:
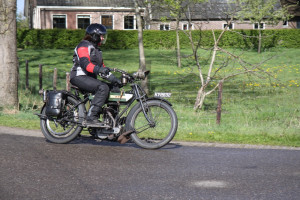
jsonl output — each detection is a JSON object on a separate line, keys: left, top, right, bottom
{"left": 18, "top": 59, "right": 300, "bottom": 129}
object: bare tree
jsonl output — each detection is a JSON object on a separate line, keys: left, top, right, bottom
{"left": 192, "top": 29, "right": 274, "bottom": 110}
{"left": 181, "top": 0, "right": 275, "bottom": 110}
{"left": 0, "top": 0, "right": 18, "bottom": 108}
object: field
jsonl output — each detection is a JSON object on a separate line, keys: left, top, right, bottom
{"left": 0, "top": 48, "right": 299, "bottom": 146}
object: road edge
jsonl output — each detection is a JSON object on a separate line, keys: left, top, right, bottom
{"left": 1, "top": 126, "right": 299, "bottom": 150}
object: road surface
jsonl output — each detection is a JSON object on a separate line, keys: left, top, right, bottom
{"left": 0, "top": 126, "right": 299, "bottom": 200}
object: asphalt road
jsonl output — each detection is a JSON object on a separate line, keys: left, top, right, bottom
{"left": 0, "top": 127, "right": 299, "bottom": 200}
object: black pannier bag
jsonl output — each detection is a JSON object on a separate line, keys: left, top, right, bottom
{"left": 45, "top": 91, "right": 66, "bottom": 116}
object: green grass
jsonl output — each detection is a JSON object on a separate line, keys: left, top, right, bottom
{"left": 1, "top": 48, "right": 299, "bottom": 147}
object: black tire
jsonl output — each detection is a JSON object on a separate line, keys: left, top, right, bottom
{"left": 126, "top": 100, "right": 178, "bottom": 149}
{"left": 40, "top": 95, "right": 84, "bottom": 144}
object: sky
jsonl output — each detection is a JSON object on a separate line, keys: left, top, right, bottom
{"left": 17, "top": 0, "right": 25, "bottom": 15}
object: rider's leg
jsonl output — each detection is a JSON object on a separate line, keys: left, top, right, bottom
{"left": 86, "top": 84, "right": 109, "bottom": 124}
{"left": 70, "top": 76, "right": 109, "bottom": 126}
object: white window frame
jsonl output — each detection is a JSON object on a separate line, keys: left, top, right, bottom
{"left": 222, "top": 23, "right": 234, "bottom": 30}
{"left": 159, "top": 24, "right": 170, "bottom": 31}
{"left": 52, "top": 14, "right": 67, "bottom": 29}
{"left": 101, "top": 15, "right": 114, "bottom": 30}
{"left": 182, "top": 23, "right": 194, "bottom": 30}
{"left": 124, "top": 15, "right": 136, "bottom": 30}
{"left": 253, "top": 22, "right": 265, "bottom": 30}
{"left": 76, "top": 14, "right": 91, "bottom": 29}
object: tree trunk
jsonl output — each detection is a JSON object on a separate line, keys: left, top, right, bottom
{"left": 134, "top": 0, "right": 148, "bottom": 94}
{"left": 258, "top": 29, "right": 262, "bottom": 54}
{"left": 194, "top": 86, "right": 207, "bottom": 110}
{"left": 0, "top": 0, "right": 18, "bottom": 108}
{"left": 176, "top": 18, "right": 181, "bottom": 68}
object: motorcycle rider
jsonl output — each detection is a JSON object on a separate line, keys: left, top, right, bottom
{"left": 70, "top": 23, "right": 121, "bottom": 127}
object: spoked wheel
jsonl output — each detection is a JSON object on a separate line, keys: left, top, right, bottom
{"left": 126, "top": 100, "right": 178, "bottom": 149}
{"left": 40, "top": 96, "right": 83, "bottom": 144}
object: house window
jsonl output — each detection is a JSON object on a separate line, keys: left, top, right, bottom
{"left": 297, "top": 21, "right": 300, "bottom": 29}
{"left": 182, "top": 23, "right": 193, "bottom": 30}
{"left": 223, "top": 23, "right": 233, "bottom": 30}
{"left": 77, "top": 15, "right": 90, "bottom": 29}
{"left": 124, "top": 16, "right": 135, "bottom": 30}
{"left": 283, "top": 20, "right": 288, "bottom": 27}
{"left": 53, "top": 15, "right": 66, "bottom": 29}
{"left": 101, "top": 15, "right": 113, "bottom": 29}
{"left": 160, "top": 24, "right": 170, "bottom": 30}
{"left": 254, "top": 22, "right": 265, "bottom": 30}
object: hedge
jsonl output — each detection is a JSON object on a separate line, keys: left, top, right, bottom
{"left": 17, "top": 29, "right": 300, "bottom": 49}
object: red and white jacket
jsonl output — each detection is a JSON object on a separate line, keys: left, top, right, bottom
{"left": 71, "top": 40, "right": 105, "bottom": 80}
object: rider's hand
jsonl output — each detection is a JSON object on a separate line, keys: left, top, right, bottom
{"left": 98, "top": 66, "right": 110, "bottom": 76}
{"left": 107, "top": 73, "right": 122, "bottom": 87}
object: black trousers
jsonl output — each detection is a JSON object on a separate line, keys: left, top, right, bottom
{"left": 70, "top": 75, "right": 109, "bottom": 108}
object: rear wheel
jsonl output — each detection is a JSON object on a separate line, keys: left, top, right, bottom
{"left": 40, "top": 96, "right": 83, "bottom": 144}
{"left": 126, "top": 100, "right": 178, "bottom": 149}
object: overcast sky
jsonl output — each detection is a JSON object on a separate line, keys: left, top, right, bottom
{"left": 17, "top": 0, "right": 24, "bottom": 14}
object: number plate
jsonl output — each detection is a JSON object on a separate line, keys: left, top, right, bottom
{"left": 154, "top": 92, "right": 172, "bottom": 98}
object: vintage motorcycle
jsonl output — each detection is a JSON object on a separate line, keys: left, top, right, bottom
{"left": 36, "top": 68, "right": 178, "bottom": 149}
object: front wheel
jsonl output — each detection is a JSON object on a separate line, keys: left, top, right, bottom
{"left": 126, "top": 100, "right": 178, "bottom": 149}
{"left": 40, "top": 95, "right": 83, "bottom": 144}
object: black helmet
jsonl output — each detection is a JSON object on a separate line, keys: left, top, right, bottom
{"left": 86, "top": 23, "right": 107, "bottom": 45}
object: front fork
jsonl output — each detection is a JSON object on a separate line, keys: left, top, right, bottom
{"left": 133, "top": 84, "right": 155, "bottom": 126}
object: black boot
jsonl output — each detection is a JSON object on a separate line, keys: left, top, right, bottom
{"left": 86, "top": 105, "right": 103, "bottom": 127}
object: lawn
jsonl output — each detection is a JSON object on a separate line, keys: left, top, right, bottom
{"left": 1, "top": 48, "right": 299, "bottom": 146}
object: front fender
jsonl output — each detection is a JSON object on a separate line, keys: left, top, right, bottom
{"left": 146, "top": 97, "right": 173, "bottom": 106}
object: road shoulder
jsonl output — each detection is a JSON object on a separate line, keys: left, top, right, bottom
{"left": 1, "top": 126, "right": 299, "bottom": 150}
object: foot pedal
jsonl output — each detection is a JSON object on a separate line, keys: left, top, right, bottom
{"left": 84, "top": 122, "right": 110, "bottom": 128}
{"left": 86, "top": 123, "right": 103, "bottom": 128}
{"left": 117, "top": 130, "right": 134, "bottom": 144}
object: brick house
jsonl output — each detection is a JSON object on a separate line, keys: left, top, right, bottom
{"left": 24, "top": 0, "right": 300, "bottom": 30}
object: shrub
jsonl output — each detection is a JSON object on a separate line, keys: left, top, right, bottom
{"left": 17, "top": 29, "right": 300, "bottom": 49}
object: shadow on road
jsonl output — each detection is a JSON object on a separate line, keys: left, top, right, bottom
{"left": 66, "top": 135, "right": 182, "bottom": 150}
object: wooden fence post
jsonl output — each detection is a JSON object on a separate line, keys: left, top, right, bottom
{"left": 66, "top": 72, "right": 70, "bottom": 91}
{"left": 25, "top": 60, "right": 29, "bottom": 90}
{"left": 39, "top": 64, "right": 43, "bottom": 92}
{"left": 53, "top": 68, "right": 57, "bottom": 90}
{"left": 216, "top": 80, "right": 223, "bottom": 125}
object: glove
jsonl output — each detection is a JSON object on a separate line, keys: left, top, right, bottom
{"left": 111, "top": 86, "right": 121, "bottom": 93}
{"left": 106, "top": 73, "right": 122, "bottom": 87}
{"left": 98, "top": 66, "right": 110, "bottom": 76}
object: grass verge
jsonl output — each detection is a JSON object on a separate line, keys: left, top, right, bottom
{"left": 0, "top": 48, "right": 299, "bottom": 147}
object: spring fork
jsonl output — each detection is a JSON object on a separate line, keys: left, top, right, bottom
{"left": 133, "top": 84, "right": 155, "bottom": 126}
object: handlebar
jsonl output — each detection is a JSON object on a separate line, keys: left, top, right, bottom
{"left": 111, "top": 68, "right": 150, "bottom": 85}
{"left": 111, "top": 68, "right": 128, "bottom": 75}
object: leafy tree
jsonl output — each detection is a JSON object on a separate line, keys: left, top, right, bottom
{"left": 17, "top": 12, "right": 29, "bottom": 29}
{"left": 0, "top": 0, "right": 18, "bottom": 108}
{"left": 235, "top": 0, "right": 292, "bottom": 53}
{"left": 151, "top": 0, "right": 207, "bottom": 68}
